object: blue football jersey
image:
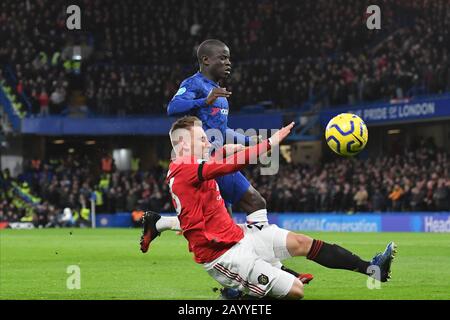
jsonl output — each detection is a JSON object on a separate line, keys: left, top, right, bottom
{"left": 167, "top": 71, "right": 249, "bottom": 150}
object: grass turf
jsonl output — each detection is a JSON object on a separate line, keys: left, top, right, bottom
{"left": 0, "top": 228, "right": 449, "bottom": 300}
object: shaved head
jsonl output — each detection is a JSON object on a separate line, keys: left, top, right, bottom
{"left": 197, "top": 39, "right": 227, "bottom": 64}
{"left": 196, "top": 39, "right": 231, "bottom": 82}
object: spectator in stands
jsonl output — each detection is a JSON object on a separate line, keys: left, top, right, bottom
{"left": 389, "top": 184, "right": 404, "bottom": 211}
{"left": 410, "top": 184, "right": 425, "bottom": 211}
{"left": 50, "top": 87, "right": 66, "bottom": 114}
{"left": 341, "top": 183, "right": 354, "bottom": 213}
{"left": 433, "top": 179, "right": 449, "bottom": 211}
{"left": 424, "top": 180, "right": 435, "bottom": 211}
{"left": 38, "top": 89, "right": 49, "bottom": 116}
{"left": 371, "top": 188, "right": 386, "bottom": 212}
{"left": 101, "top": 154, "right": 114, "bottom": 173}
{"left": 354, "top": 185, "right": 369, "bottom": 212}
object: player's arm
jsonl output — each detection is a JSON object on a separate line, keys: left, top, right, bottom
{"left": 198, "top": 122, "right": 295, "bottom": 181}
{"left": 167, "top": 83, "right": 207, "bottom": 116}
{"left": 226, "top": 128, "right": 264, "bottom": 146}
{"left": 199, "top": 142, "right": 269, "bottom": 181}
{"left": 211, "top": 144, "right": 245, "bottom": 162}
{"left": 167, "top": 85, "right": 232, "bottom": 116}
{"left": 225, "top": 127, "right": 251, "bottom": 146}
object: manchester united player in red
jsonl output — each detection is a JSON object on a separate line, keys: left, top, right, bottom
{"left": 145, "top": 116, "right": 396, "bottom": 299}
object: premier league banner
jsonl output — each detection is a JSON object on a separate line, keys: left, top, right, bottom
{"left": 320, "top": 95, "right": 450, "bottom": 127}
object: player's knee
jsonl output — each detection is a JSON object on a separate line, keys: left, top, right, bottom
{"left": 286, "top": 279, "right": 304, "bottom": 300}
{"left": 287, "top": 233, "right": 313, "bottom": 257}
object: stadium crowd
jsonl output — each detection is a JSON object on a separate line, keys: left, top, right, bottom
{"left": 0, "top": 154, "right": 172, "bottom": 226}
{"left": 0, "top": 0, "right": 72, "bottom": 115}
{"left": 1, "top": 0, "right": 449, "bottom": 115}
{"left": 1, "top": 138, "right": 448, "bottom": 226}
{"left": 245, "top": 138, "right": 449, "bottom": 212}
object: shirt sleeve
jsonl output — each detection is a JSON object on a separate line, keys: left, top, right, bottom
{"left": 197, "top": 140, "right": 271, "bottom": 181}
{"left": 173, "top": 161, "right": 203, "bottom": 186}
{"left": 167, "top": 81, "right": 208, "bottom": 116}
{"left": 226, "top": 127, "right": 251, "bottom": 146}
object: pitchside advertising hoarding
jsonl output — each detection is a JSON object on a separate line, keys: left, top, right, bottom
{"left": 273, "top": 213, "right": 450, "bottom": 233}
{"left": 2, "top": 213, "right": 448, "bottom": 232}
{"left": 320, "top": 95, "right": 450, "bottom": 126}
{"left": 87, "top": 212, "right": 450, "bottom": 232}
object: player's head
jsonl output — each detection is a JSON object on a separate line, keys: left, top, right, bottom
{"left": 169, "top": 116, "right": 211, "bottom": 159}
{"left": 197, "top": 39, "right": 231, "bottom": 81}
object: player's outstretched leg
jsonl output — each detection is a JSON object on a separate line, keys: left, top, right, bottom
{"left": 369, "top": 242, "right": 397, "bottom": 282}
{"left": 140, "top": 211, "right": 162, "bottom": 253}
{"left": 286, "top": 232, "right": 397, "bottom": 282}
{"left": 140, "top": 211, "right": 182, "bottom": 252}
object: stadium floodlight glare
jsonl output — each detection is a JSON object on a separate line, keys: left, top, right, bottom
{"left": 85, "top": 140, "right": 96, "bottom": 145}
{"left": 53, "top": 139, "right": 64, "bottom": 144}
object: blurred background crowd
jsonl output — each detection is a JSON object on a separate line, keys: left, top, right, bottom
{"left": 1, "top": 137, "right": 448, "bottom": 226}
{"left": 1, "top": 0, "right": 449, "bottom": 227}
{"left": 1, "top": 0, "right": 449, "bottom": 116}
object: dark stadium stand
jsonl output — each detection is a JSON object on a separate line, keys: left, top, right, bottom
{"left": 1, "top": 0, "right": 449, "bottom": 115}
{"left": 1, "top": 138, "right": 448, "bottom": 225}
{"left": 0, "top": 0, "right": 449, "bottom": 225}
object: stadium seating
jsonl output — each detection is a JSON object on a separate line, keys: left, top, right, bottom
{"left": 0, "top": 0, "right": 449, "bottom": 115}
{"left": 1, "top": 139, "right": 448, "bottom": 225}
{"left": 1, "top": 0, "right": 449, "bottom": 225}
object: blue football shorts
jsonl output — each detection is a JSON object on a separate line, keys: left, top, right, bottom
{"left": 215, "top": 171, "right": 251, "bottom": 207}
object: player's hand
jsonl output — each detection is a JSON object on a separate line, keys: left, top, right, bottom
{"left": 206, "top": 87, "right": 232, "bottom": 105}
{"left": 269, "top": 122, "right": 295, "bottom": 146}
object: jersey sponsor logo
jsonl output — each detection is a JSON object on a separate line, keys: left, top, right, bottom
{"left": 174, "top": 87, "right": 187, "bottom": 96}
{"left": 257, "top": 274, "right": 269, "bottom": 285}
{"left": 211, "top": 107, "right": 229, "bottom": 116}
{"left": 211, "top": 107, "right": 220, "bottom": 116}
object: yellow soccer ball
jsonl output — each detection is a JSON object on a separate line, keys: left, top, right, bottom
{"left": 325, "top": 113, "right": 368, "bottom": 156}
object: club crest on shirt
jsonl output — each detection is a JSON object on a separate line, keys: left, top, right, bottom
{"left": 174, "top": 87, "right": 187, "bottom": 96}
{"left": 258, "top": 274, "right": 269, "bottom": 285}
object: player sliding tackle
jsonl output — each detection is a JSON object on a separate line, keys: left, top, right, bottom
{"left": 141, "top": 39, "right": 311, "bottom": 292}
{"left": 145, "top": 116, "right": 396, "bottom": 299}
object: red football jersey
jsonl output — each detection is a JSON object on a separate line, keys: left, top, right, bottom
{"left": 166, "top": 141, "right": 270, "bottom": 263}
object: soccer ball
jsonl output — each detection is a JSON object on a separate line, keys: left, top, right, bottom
{"left": 325, "top": 113, "right": 368, "bottom": 156}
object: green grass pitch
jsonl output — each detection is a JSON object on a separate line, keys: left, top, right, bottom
{"left": 1, "top": 228, "right": 449, "bottom": 300}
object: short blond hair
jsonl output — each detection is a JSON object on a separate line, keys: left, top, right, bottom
{"left": 169, "top": 116, "right": 202, "bottom": 147}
